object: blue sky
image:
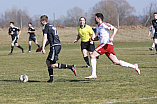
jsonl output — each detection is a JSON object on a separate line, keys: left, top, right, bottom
{"left": 0, "top": 0, "right": 157, "bottom": 19}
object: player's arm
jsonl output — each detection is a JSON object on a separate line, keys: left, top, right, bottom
{"left": 92, "top": 36, "right": 99, "bottom": 41}
{"left": 73, "top": 34, "right": 80, "bottom": 43}
{"left": 42, "top": 34, "right": 47, "bottom": 54}
{"left": 109, "top": 26, "right": 118, "bottom": 42}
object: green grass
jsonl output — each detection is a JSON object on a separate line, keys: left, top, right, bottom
{"left": 0, "top": 27, "right": 157, "bottom": 103}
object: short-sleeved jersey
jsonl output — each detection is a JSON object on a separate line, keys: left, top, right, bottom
{"left": 96, "top": 22, "right": 114, "bottom": 45}
{"left": 8, "top": 26, "right": 20, "bottom": 37}
{"left": 42, "top": 23, "right": 61, "bottom": 46}
{"left": 150, "top": 25, "right": 155, "bottom": 37}
{"left": 28, "top": 27, "right": 36, "bottom": 37}
{"left": 78, "top": 25, "right": 94, "bottom": 42}
{"left": 152, "top": 19, "right": 157, "bottom": 35}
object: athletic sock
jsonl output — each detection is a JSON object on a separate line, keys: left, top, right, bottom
{"left": 29, "top": 45, "right": 31, "bottom": 51}
{"left": 17, "top": 45, "right": 23, "bottom": 50}
{"left": 11, "top": 46, "right": 14, "bottom": 53}
{"left": 84, "top": 56, "right": 90, "bottom": 66}
{"left": 152, "top": 43, "right": 155, "bottom": 49}
{"left": 37, "top": 44, "right": 40, "bottom": 48}
{"left": 91, "top": 58, "right": 96, "bottom": 76}
{"left": 155, "top": 44, "right": 157, "bottom": 51}
{"left": 58, "top": 63, "right": 72, "bottom": 69}
{"left": 120, "top": 60, "right": 135, "bottom": 69}
{"left": 48, "top": 67, "right": 53, "bottom": 81}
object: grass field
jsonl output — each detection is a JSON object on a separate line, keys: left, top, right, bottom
{"left": 0, "top": 27, "right": 157, "bottom": 104}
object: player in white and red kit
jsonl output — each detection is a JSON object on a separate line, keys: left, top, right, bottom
{"left": 85, "top": 13, "right": 140, "bottom": 79}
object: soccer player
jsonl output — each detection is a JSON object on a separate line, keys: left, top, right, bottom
{"left": 152, "top": 12, "right": 157, "bottom": 54}
{"left": 73, "top": 17, "right": 95, "bottom": 68}
{"left": 27, "top": 22, "right": 40, "bottom": 52}
{"left": 8, "top": 22, "right": 24, "bottom": 55}
{"left": 85, "top": 13, "right": 140, "bottom": 79}
{"left": 148, "top": 25, "right": 155, "bottom": 51}
{"left": 39, "top": 15, "right": 77, "bottom": 82}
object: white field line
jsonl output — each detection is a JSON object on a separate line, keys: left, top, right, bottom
{"left": 106, "top": 96, "right": 157, "bottom": 103}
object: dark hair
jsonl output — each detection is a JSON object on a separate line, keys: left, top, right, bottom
{"left": 154, "top": 12, "right": 157, "bottom": 15}
{"left": 10, "top": 22, "right": 14, "bottom": 24}
{"left": 40, "top": 15, "right": 49, "bottom": 22}
{"left": 95, "top": 13, "right": 104, "bottom": 21}
{"left": 79, "top": 17, "right": 86, "bottom": 24}
{"left": 28, "top": 22, "right": 32, "bottom": 25}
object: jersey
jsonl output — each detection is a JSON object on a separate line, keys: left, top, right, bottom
{"left": 28, "top": 27, "right": 36, "bottom": 37}
{"left": 152, "top": 19, "right": 157, "bottom": 38}
{"left": 96, "top": 22, "right": 114, "bottom": 45}
{"left": 8, "top": 26, "right": 20, "bottom": 38}
{"left": 42, "top": 23, "right": 61, "bottom": 46}
{"left": 150, "top": 25, "right": 155, "bottom": 37}
{"left": 78, "top": 25, "right": 94, "bottom": 42}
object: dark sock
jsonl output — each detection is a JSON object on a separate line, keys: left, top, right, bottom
{"left": 17, "top": 45, "right": 23, "bottom": 50}
{"left": 37, "top": 44, "right": 40, "bottom": 48}
{"left": 11, "top": 46, "right": 14, "bottom": 53}
{"left": 155, "top": 44, "right": 157, "bottom": 52}
{"left": 48, "top": 67, "right": 53, "bottom": 81}
{"left": 29, "top": 45, "right": 31, "bottom": 51}
{"left": 84, "top": 56, "right": 90, "bottom": 66}
{"left": 58, "top": 63, "right": 72, "bottom": 69}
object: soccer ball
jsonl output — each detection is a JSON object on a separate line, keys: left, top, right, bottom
{"left": 19, "top": 74, "right": 28, "bottom": 82}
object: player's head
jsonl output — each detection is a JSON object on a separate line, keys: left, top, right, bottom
{"left": 10, "top": 22, "right": 14, "bottom": 27}
{"left": 28, "top": 22, "right": 32, "bottom": 27}
{"left": 95, "top": 13, "right": 104, "bottom": 24}
{"left": 154, "top": 12, "right": 157, "bottom": 20}
{"left": 40, "top": 15, "right": 49, "bottom": 26}
{"left": 79, "top": 17, "right": 86, "bottom": 26}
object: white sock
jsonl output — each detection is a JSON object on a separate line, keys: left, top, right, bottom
{"left": 120, "top": 60, "right": 135, "bottom": 69}
{"left": 152, "top": 43, "right": 155, "bottom": 48}
{"left": 91, "top": 58, "right": 96, "bottom": 76}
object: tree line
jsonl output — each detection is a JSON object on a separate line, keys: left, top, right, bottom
{"left": 0, "top": 0, "right": 157, "bottom": 28}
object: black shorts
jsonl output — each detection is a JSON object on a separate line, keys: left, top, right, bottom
{"left": 12, "top": 36, "right": 18, "bottom": 44}
{"left": 81, "top": 41, "right": 95, "bottom": 52}
{"left": 29, "top": 36, "right": 37, "bottom": 42}
{"left": 47, "top": 45, "right": 61, "bottom": 64}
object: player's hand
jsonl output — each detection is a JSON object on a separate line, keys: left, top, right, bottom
{"left": 42, "top": 49, "right": 46, "bottom": 55}
{"left": 36, "top": 47, "right": 42, "bottom": 52}
{"left": 73, "top": 40, "right": 77, "bottom": 43}
{"left": 109, "top": 37, "right": 113, "bottom": 42}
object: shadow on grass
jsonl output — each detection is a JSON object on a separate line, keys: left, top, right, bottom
{"left": 56, "top": 79, "right": 94, "bottom": 83}
{"left": 0, "top": 80, "right": 41, "bottom": 83}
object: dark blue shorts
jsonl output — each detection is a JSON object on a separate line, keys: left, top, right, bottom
{"left": 47, "top": 45, "right": 61, "bottom": 64}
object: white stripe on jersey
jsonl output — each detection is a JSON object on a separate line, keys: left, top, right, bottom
{"left": 96, "top": 22, "right": 114, "bottom": 45}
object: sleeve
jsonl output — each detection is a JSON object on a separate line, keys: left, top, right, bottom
{"left": 8, "top": 28, "right": 11, "bottom": 34}
{"left": 88, "top": 26, "right": 94, "bottom": 37}
{"left": 104, "top": 23, "right": 114, "bottom": 30}
{"left": 16, "top": 27, "right": 20, "bottom": 32}
{"left": 31, "top": 27, "right": 35, "bottom": 31}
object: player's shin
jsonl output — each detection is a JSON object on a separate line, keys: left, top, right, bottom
{"left": 48, "top": 67, "right": 53, "bottom": 81}
{"left": 58, "top": 63, "right": 72, "bottom": 69}
{"left": 120, "top": 60, "right": 135, "bottom": 68}
{"left": 91, "top": 58, "right": 96, "bottom": 75}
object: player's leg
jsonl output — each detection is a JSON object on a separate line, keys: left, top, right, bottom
{"left": 154, "top": 38, "right": 157, "bottom": 54}
{"left": 85, "top": 50, "right": 100, "bottom": 79}
{"left": 28, "top": 41, "right": 31, "bottom": 52}
{"left": 9, "top": 42, "right": 14, "bottom": 55}
{"left": 33, "top": 37, "right": 40, "bottom": 48}
{"left": 15, "top": 42, "right": 24, "bottom": 53}
{"left": 45, "top": 60, "right": 54, "bottom": 82}
{"left": 149, "top": 39, "right": 155, "bottom": 51}
{"left": 82, "top": 49, "right": 90, "bottom": 68}
{"left": 108, "top": 54, "right": 140, "bottom": 74}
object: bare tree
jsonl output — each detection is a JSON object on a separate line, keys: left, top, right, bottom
{"left": 89, "top": 0, "right": 134, "bottom": 26}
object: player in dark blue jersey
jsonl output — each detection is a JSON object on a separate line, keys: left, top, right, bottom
{"left": 38, "top": 15, "right": 77, "bottom": 83}
{"left": 27, "top": 22, "right": 40, "bottom": 52}
{"left": 8, "top": 22, "right": 24, "bottom": 55}
{"left": 152, "top": 12, "right": 157, "bottom": 55}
